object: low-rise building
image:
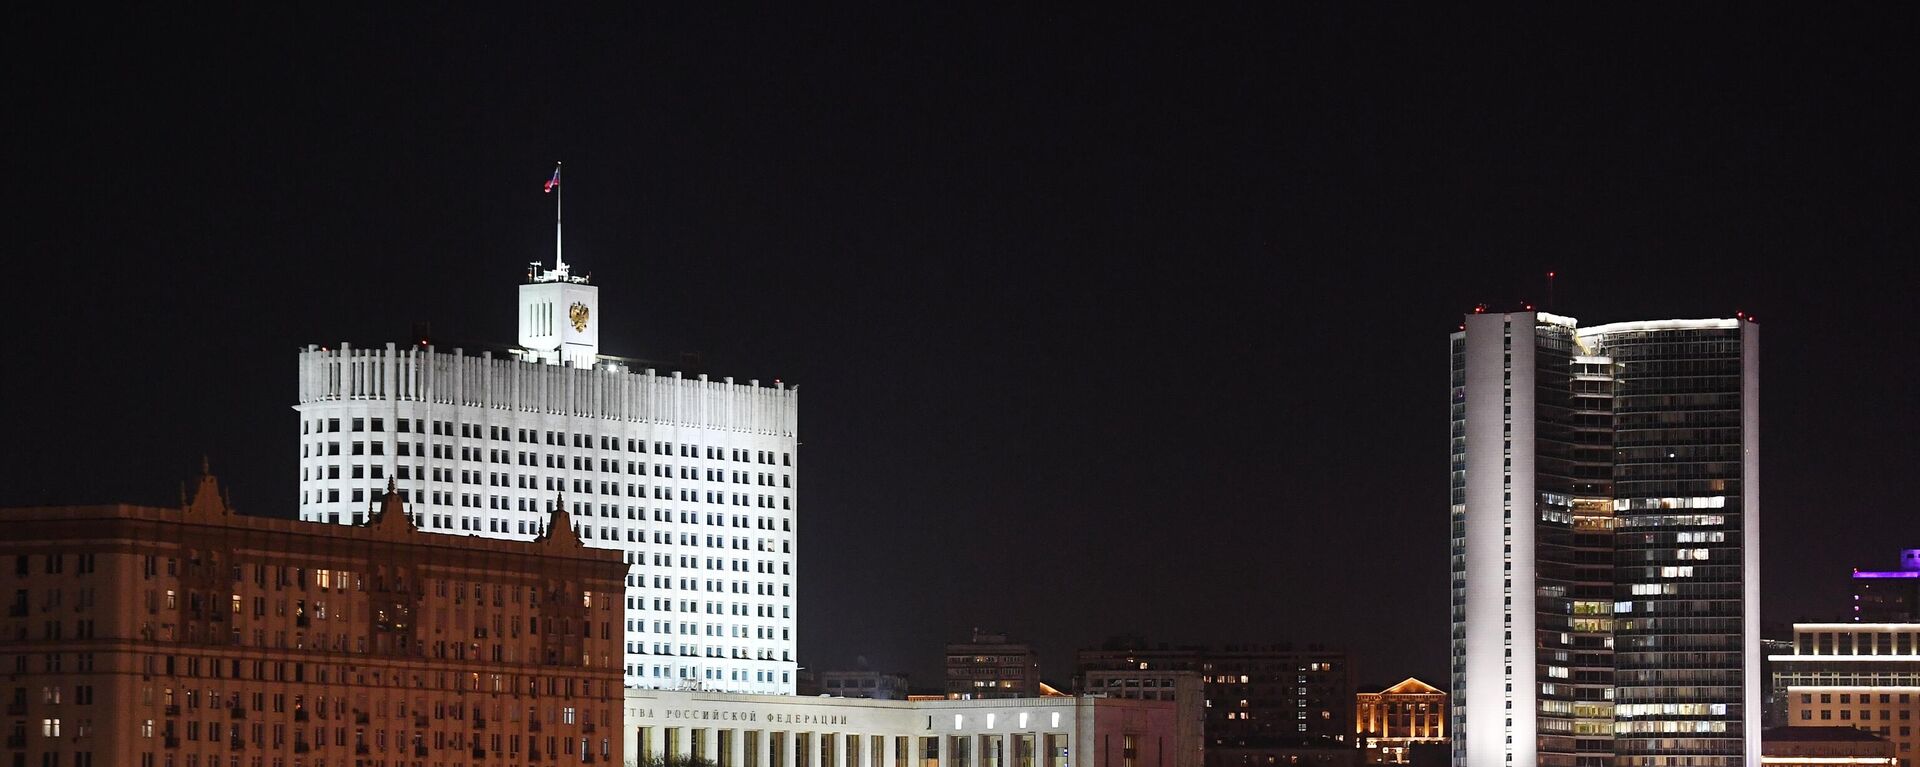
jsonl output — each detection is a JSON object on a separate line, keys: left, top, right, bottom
{"left": 1075, "top": 640, "right": 1353, "bottom": 767}
{"left": 1353, "top": 678, "right": 1446, "bottom": 764}
{"left": 624, "top": 689, "right": 1197, "bottom": 767}
{"left": 1760, "top": 726, "right": 1897, "bottom": 766}
{"left": 0, "top": 468, "right": 628, "bottom": 767}
{"left": 1076, "top": 670, "right": 1204, "bottom": 767}
{"left": 1771, "top": 623, "right": 1920, "bottom": 765}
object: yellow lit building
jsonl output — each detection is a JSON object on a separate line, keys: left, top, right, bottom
{"left": 1354, "top": 678, "right": 1446, "bottom": 764}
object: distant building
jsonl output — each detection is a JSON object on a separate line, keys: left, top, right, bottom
{"left": 1081, "top": 669, "right": 1201, "bottom": 703}
{"left": 1207, "top": 741, "right": 1356, "bottom": 767}
{"left": 623, "top": 689, "right": 1198, "bottom": 767}
{"left": 815, "top": 670, "right": 912, "bottom": 700}
{"left": 1761, "top": 635, "right": 1795, "bottom": 729}
{"left": 1770, "top": 623, "right": 1920, "bottom": 764}
{"left": 947, "top": 629, "right": 1040, "bottom": 699}
{"left": 1760, "top": 726, "right": 1897, "bottom": 766}
{"left": 1853, "top": 549, "right": 1920, "bottom": 622}
{"left": 1354, "top": 678, "right": 1447, "bottom": 764}
{"left": 1075, "top": 640, "right": 1353, "bottom": 767}
{"left": 0, "top": 467, "right": 628, "bottom": 767}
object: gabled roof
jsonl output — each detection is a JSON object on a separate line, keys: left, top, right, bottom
{"left": 1379, "top": 677, "right": 1445, "bottom": 695}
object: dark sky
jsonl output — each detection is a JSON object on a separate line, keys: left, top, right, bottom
{"left": 8, "top": 7, "right": 1919, "bottom": 691}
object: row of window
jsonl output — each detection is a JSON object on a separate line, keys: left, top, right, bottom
{"left": 304, "top": 449, "right": 794, "bottom": 491}
{"left": 8, "top": 554, "right": 99, "bottom": 577}
{"left": 303, "top": 482, "right": 794, "bottom": 513}
{"left": 628, "top": 665, "right": 791, "bottom": 684}
{"left": 302, "top": 417, "right": 793, "bottom": 466}
{"left": 1795, "top": 630, "right": 1920, "bottom": 656}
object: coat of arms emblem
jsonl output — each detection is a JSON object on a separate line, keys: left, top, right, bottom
{"left": 569, "top": 302, "right": 590, "bottom": 332}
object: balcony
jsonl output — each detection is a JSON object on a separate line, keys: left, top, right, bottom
{"left": 294, "top": 709, "right": 309, "bottom": 722}
{"left": 582, "top": 721, "right": 595, "bottom": 734}
{"left": 414, "top": 714, "right": 428, "bottom": 728}
{"left": 528, "top": 719, "right": 542, "bottom": 732}
{"left": 530, "top": 751, "right": 543, "bottom": 762}
{"left": 230, "top": 706, "right": 246, "bottom": 719}
{"left": 164, "top": 735, "right": 180, "bottom": 749}
{"left": 355, "top": 743, "right": 370, "bottom": 755}
{"left": 416, "top": 745, "right": 429, "bottom": 757}
{"left": 164, "top": 704, "right": 181, "bottom": 716}
{"left": 472, "top": 746, "right": 487, "bottom": 759}
{"left": 353, "top": 711, "right": 369, "bottom": 725}
{"left": 294, "top": 741, "right": 311, "bottom": 754}
{"left": 229, "top": 737, "right": 245, "bottom": 751}
{"left": 473, "top": 718, "right": 486, "bottom": 730}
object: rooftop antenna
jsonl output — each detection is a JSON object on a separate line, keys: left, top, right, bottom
{"left": 1547, "top": 270, "right": 1556, "bottom": 311}
{"left": 544, "top": 162, "right": 565, "bottom": 274}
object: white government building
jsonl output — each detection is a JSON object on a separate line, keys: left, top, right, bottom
{"left": 295, "top": 253, "right": 801, "bottom": 694}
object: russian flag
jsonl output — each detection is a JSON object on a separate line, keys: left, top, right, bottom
{"left": 544, "top": 165, "right": 561, "bottom": 193}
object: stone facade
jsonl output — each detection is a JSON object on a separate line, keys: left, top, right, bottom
{"left": 0, "top": 467, "right": 627, "bottom": 767}
{"left": 1354, "top": 679, "right": 1446, "bottom": 765}
{"left": 623, "top": 689, "right": 1196, "bottom": 767}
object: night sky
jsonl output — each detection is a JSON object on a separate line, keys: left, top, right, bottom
{"left": 9, "top": 8, "right": 1919, "bottom": 691}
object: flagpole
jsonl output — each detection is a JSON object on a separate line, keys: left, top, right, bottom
{"left": 554, "top": 162, "right": 565, "bottom": 273}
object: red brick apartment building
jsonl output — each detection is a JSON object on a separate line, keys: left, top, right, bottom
{"left": 1, "top": 468, "right": 627, "bottom": 767}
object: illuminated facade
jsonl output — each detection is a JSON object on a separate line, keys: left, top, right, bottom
{"left": 1853, "top": 550, "right": 1920, "bottom": 623}
{"left": 1355, "top": 678, "right": 1446, "bottom": 764}
{"left": 295, "top": 257, "right": 801, "bottom": 694}
{"left": 1771, "top": 623, "right": 1920, "bottom": 766}
{"left": 1450, "top": 312, "right": 1761, "bottom": 767}
{"left": 0, "top": 468, "right": 627, "bottom": 767}
{"left": 622, "top": 689, "right": 1199, "bottom": 767}
{"left": 1759, "top": 726, "right": 1897, "bottom": 766}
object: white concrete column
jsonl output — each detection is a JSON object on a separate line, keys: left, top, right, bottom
{"left": 702, "top": 727, "right": 720, "bottom": 763}
{"left": 724, "top": 728, "right": 744, "bottom": 767}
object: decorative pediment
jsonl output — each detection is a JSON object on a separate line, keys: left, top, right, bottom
{"left": 1381, "top": 677, "right": 1444, "bottom": 695}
